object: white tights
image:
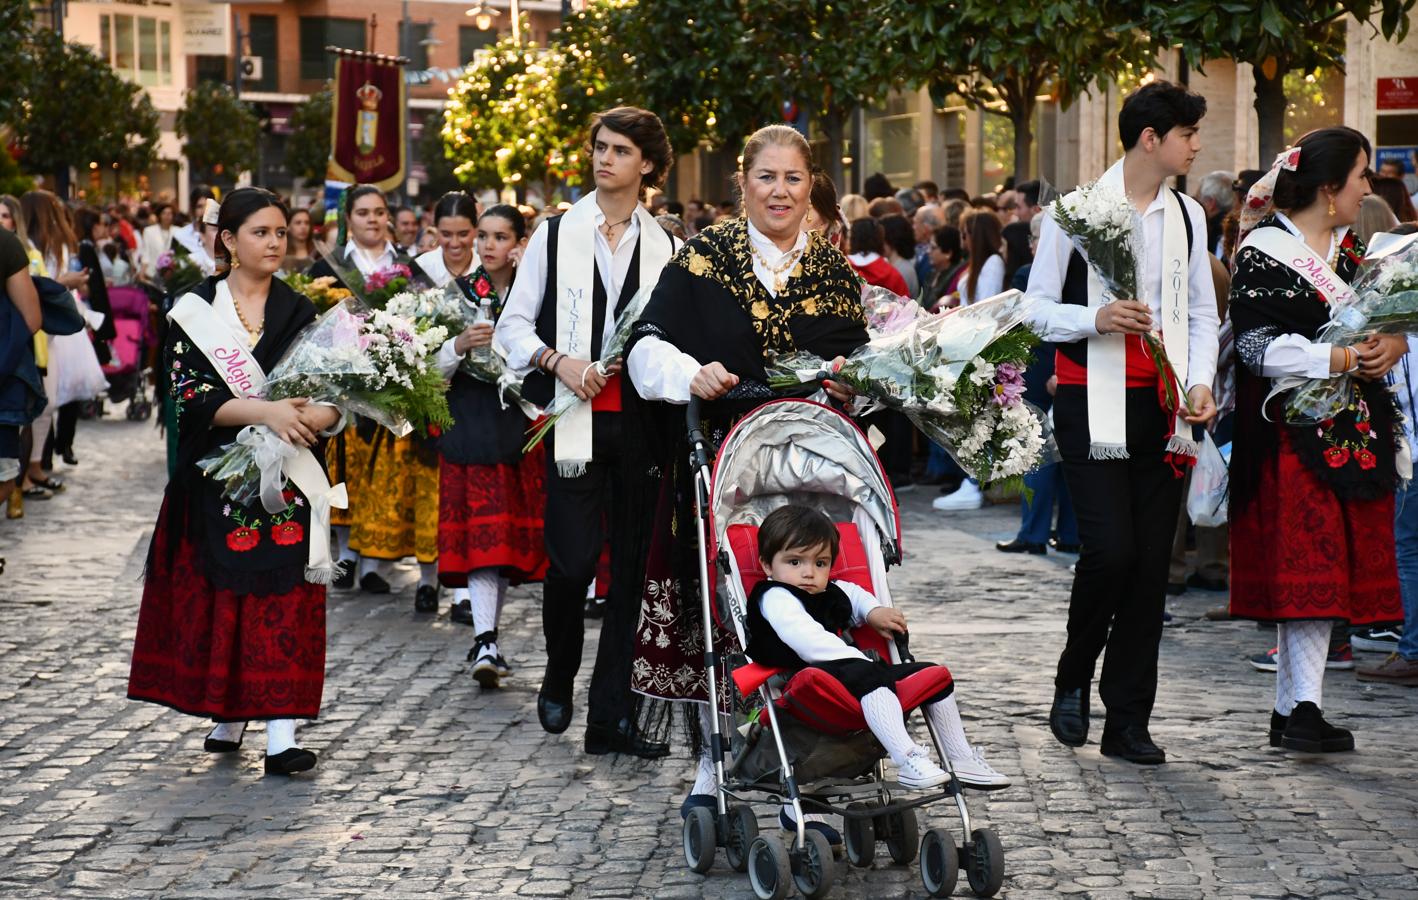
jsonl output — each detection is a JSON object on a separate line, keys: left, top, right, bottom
{"left": 207, "top": 719, "right": 299, "bottom": 755}
{"left": 860, "top": 688, "right": 974, "bottom": 766}
{"left": 467, "top": 568, "right": 509, "bottom": 635}
{"left": 1275, "top": 620, "right": 1331, "bottom": 715}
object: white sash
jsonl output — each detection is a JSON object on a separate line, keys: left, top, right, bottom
{"left": 169, "top": 288, "right": 348, "bottom": 584}
{"left": 1084, "top": 162, "right": 1193, "bottom": 459}
{"left": 552, "top": 191, "right": 673, "bottom": 476}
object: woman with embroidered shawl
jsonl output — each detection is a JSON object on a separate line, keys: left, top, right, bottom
{"left": 624, "top": 126, "right": 867, "bottom": 824}
{"left": 128, "top": 189, "right": 342, "bottom": 776}
{"left": 433, "top": 202, "right": 547, "bottom": 688}
{"left": 1229, "top": 126, "right": 1405, "bottom": 754}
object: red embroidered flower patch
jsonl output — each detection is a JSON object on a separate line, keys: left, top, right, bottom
{"left": 1355, "top": 448, "right": 1377, "bottom": 470}
{"left": 1356, "top": 421, "right": 1371, "bottom": 435}
{"left": 1323, "top": 446, "right": 1351, "bottom": 468}
{"left": 473, "top": 276, "right": 493, "bottom": 298}
{"left": 226, "top": 527, "right": 261, "bottom": 552}
{"left": 183, "top": 389, "right": 195, "bottom": 400}
{"left": 272, "top": 521, "right": 304, "bottom": 545}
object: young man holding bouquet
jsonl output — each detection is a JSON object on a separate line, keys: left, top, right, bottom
{"left": 1025, "top": 81, "right": 1220, "bottom": 764}
{"left": 495, "top": 107, "right": 681, "bottom": 757}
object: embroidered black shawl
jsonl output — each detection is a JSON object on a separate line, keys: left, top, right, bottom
{"left": 1229, "top": 217, "right": 1399, "bottom": 508}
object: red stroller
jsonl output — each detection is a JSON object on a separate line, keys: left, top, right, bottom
{"left": 100, "top": 284, "right": 155, "bottom": 421}
{"left": 680, "top": 396, "right": 1005, "bottom": 899}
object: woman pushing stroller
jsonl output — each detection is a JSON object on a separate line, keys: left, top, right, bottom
{"left": 748, "top": 505, "right": 1009, "bottom": 793}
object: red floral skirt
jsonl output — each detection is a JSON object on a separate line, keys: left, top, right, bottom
{"left": 128, "top": 514, "right": 326, "bottom": 721}
{"left": 437, "top": 446, "right": 548, "bottom": 586}
{"left": 1230, "top": 433, "right": 1401, "bottom": 624}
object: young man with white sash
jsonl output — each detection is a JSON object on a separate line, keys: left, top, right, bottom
{"left": 496, "top": 107, "right": 680, "bottom": 757}
{"left": 1229, "top": 126, "right": 1406, "bottom": 753}
{"left": 1026, "top": 82, "right": 1219, "bottom": 765}
{"left": 128, "top": 189, "right": 346, "bottom": 776}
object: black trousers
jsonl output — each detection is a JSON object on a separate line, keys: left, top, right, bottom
{"left": 541, "top": 413, "right": 639, "bottom": 729}
{"left": 1053, "top": 386, "right": 1187, "bottom": 729}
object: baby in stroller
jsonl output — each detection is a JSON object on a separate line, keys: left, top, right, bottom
{"left": 747, "top": 504, "right": 1008, "bottom": 794}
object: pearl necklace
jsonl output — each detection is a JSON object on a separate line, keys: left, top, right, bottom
{"left": 750, "top": 240, "right": 804, "bottom": 295}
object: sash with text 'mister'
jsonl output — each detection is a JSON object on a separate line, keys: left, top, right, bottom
{"left": 328, "top": 49, "right": 406, "bottom": 192}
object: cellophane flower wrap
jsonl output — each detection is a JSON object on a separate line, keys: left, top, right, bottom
{"left": 862, "top": 284, "right": 926, "bottom": 336}
{"left": 1284, "top": 234, "right": 1418, "bottom": 424}
{"left": 766, "top": 289, "right": 1058, "bottom": 491}
{"left": 1051, "top": 179, "right": 1193, "bottom": 416}
{"left": 522, "top": 286, "right": 653, "bottom": 452}
{"left": 198, "top": 299, "right": 453, "bottom": 507}
{"left": 385, "top": 286, "right": 537, "bottom": 416}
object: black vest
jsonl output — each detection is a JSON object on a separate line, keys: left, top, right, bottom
{"left": 522, "top": 215, "right": 657, "bottom": 408}
{"left": 744, "top": 580, "right": 854, "bottom": 669}
{"left": 1056, "top": 188, "right": 1194, "bottom": 370}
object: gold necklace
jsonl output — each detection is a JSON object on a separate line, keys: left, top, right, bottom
{"left": 750, "top": 239, "right": 804, "bottom": 294}
{"left": 232, "top": 295, "right": 264, "bottom": 342}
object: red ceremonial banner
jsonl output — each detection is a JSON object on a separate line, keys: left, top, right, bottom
{"left": 328, "top": 51, "right": 406, "bottom": 190}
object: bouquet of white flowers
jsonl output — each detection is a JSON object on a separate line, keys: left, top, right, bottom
{"left": 1051, "top": 179, "right": 1193, "bottom": 417}
{"left": 767, "top": 290, "right": 1056, "bottom": 490}
{"left": 522, "top": 286, "right": 653, "bottom": 452}
{"left": 1285, "top": 233, "right": 1418, "bottom": 423}
{"left": 199, "top": 300, "right": 453, "bottom": 508}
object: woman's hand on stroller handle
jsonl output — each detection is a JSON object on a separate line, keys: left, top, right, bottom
{"left": 690, "top": 361, "right": 739, "bottom": 400}
{"left": 866, "top": 606, "right": 907, "bottom": 639}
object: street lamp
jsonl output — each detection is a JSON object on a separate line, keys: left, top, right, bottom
{"left": 466, "top": 1, "right": 521, "bottom": 44}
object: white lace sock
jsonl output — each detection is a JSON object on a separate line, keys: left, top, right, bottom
{"left": 333, "top": 526, "right": 357, "bottom": 563}
{"left": 469, "top": 568, "right": 501, "bottom": 635}
{"left": 690, "top": 703, "right": 718, "bottom": 795}
{"left": 1277, "top": 620, "right": 1331, "bottom": 715}
{"left": 418, "top": 561, "right": 439, "bottom": 588}
{"left": 356, "top": 556, "right": 387, "bottom": 579}
{"left": 266, "top": 719, "right": 298, "bottom": 756}
{"left": 923, "top": 694, "right": 974, "bottom": 763}
{"left": 451, "top": 586, "right": 470, "bottom": 605}
{"left": 860, "top": 688, "right": 926, "bottom": 766}
{"left": 208, "top": 721, "right": 245, "bottom": 743}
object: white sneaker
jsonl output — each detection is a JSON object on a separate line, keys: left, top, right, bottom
{"left": 949, "top": 749, "right": 1010, "bottom": 790}
{"left": 931, "top": 480, "right": 983, "bottom": 511}
{"left": 896, "top": 753, "right": 950, "bottom": 790}
{"left": 471, "top": 639, "right": 500, "bottom": 689}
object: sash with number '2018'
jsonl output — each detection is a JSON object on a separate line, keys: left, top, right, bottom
{"left": 168, "top": 289, "right": 348, "bottom": 584}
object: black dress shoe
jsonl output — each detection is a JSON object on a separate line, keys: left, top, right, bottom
{"left": 996, "top": 538, "right": 1046, "bottom": 555}
{"left": 332, "top": 566, "right": 356, "bottom": 590}
{"left": 537, "top": 693, "right": 573, "bottom": 734}
{"left": 203, "top": 724, "right": 246, "bottom": 753}
{"left": 264, "top": 747, "right": 318, "bottom": 775}
{"left": 1049, "top": 686, "right": 1089, "bottom": 747}
{"left": 584, "top": 596, "right": 606, "bottom": 619}
{"left": 1186, "top": 572, "right": 1228, "bottom": 592}
{"left": 414, "top": 584, "right": 439, "bottom": 613}
{"left": 360, "top": 572, "right": 391, "bottom": 594}
{"left": 449, "top": 598, "right": 474, "bottom": 625}
{"left": 1099, "top": 725, "right": 1166, "bottom": 764}
{"left": 1048, "top": 537, "right": 1081, "bottom": 553}
{"left": 584, "top": 718, "right": 671, "bottom": 759}
{"left": 62, "top": 452, "right": 78, "bottom": 466}
{"left": 1279, "top": 701, "right": 1354, "bottom": 753}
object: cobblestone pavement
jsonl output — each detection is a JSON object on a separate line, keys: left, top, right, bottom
{"left": 1, "top": 413, "right": 1416, "bottom": 899}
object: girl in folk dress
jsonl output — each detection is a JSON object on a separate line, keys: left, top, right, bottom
{"left": 128, "top": 189, "right": 343, "bottom": 775}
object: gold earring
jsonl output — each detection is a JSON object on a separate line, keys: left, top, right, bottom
{"left": 1327, "top": 195, "right": 1336, "bottom": 217}
{"left": 230, "top": 254, "right": 240, "bottom": 270}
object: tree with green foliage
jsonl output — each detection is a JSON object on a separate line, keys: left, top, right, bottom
{"left": 0, "top": 147, "right": 35, "bottom": 198}
{"left": 12, "top": 30, "right": 159, "bottom": 197}
{"left": 285, "top": 85, "right": 332, "bottom": 184}
{"left": 881, "top": 1, "right": 1155, "bottom": 182}
{"left": 176, "top": 81, "right": 261, "bottom": 183}
{"left": 442, "top": 36, "right": 540, "bottom": 190}
{"left": 0, "top": 0, "right": 33, "bottom": 125}
{"left": 1145, "top": 0, "right": 1415, "bottom": 165}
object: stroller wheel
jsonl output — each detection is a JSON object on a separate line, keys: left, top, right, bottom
{"left": 127, "top": 400, "right": 152, "bottom": 421}
{"left": 843, "top": 802, "right": 875, "bottom": 867}
{"left": 920, "top": 828, "right": 960, "bottom": 897}
{"left": 747, "top": 834, "right": 791, "bottom": 900}
{"left": 964, "top": 827, "right": 1004, "bottom": 897}
{"left": 791, "top": 828, "right": 836, "bottom": 899}
{"left": 683, "top": 805, "right": 716, "bottom": 874}
{"left": 724, "top": 804, "right": 758, "bottom": 873}
{"left": 882, "top": 806, "right": 919, "bottom": 865}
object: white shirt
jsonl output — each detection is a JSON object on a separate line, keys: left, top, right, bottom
{"left": 1242, "top": 214, "right": 1347, "bottom": 379}
{"left": 415, "top": 246, "right": 478, "bottom": 289}
{"left": 343, "top": 240, "right": 398, "bottom": 279}
{"left": 139, "top": 224, "right": 172, "bottom": 277}
{"left": 627, "top": 220, "right": 807, "bottom": 404}
{"left": 759, "top": 580, "right": 882, "bottom": 664}
{"left": 1025, "top": 177, "right": 1220, "bottom": 391}
{"left": 495, "top": 206, "right": 643, "bottom": 376}
{"left": 959, "top": 253, "right": 1004, "bottom": 307}
{"left": 1388, "top": 340, "right": 1418, "bottom": 450}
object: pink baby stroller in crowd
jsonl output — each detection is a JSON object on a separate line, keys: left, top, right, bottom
{"left": 680, "top": 396, "right": 1005, "bottom": 899}
{"left": 100, "top": 284, "right": 156, "bottom": 421}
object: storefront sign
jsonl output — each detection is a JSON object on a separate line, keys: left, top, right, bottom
{"left": 1377, "top": 77, "right": 1418, "bottom": 110}
{"left": 181, "top": 3, "right": 230, "bottom": 56}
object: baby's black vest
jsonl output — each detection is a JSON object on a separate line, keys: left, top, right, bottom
{"left": 744, "top": 580, "right": 854, "bottom": 669}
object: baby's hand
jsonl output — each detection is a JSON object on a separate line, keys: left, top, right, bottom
{"left": 866, "top": 607, "right": 907, "bottom": 639}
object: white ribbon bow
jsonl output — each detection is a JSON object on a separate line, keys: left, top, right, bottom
{"left": 236, "top": 425, "right": 300, "bottom": 513}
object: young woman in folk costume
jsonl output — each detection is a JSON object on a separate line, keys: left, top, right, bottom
{"left": 128, "top": 188, "right": 344, "bottom": 775}
{"left": 433, "top": 201, "right": 547, "bottom": 687}
{"left": 1229, "top": 126, "right": 1406, "bottom": 752}
{"left": 311, "top": 186, "right": 441, "bottom": 607}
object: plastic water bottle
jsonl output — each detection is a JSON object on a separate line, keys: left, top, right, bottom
{"left": 471, "top": 298, "right": 494, "bottom": 365}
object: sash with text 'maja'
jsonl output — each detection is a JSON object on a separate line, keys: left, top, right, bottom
{"left": 328, "top": 49, "right": 406, "bottom": 192}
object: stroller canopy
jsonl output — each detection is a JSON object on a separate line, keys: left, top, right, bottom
{"left": 710, "top": 399, "right": 900, "bottom": 559}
